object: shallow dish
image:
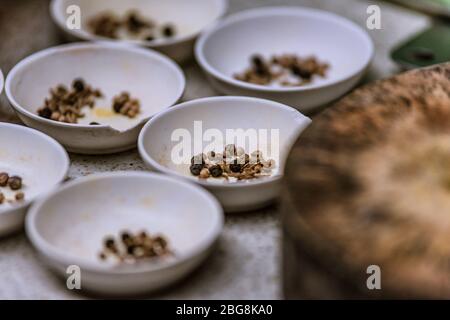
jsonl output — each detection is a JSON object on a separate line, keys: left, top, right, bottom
{"left": 26, "top": 172, "right": 223, "bottom": 296}
{"left": 138, "top": 96, "right": 311, "bottom": 212}
{"left": 5, "top": 42, "right": 185, "bottom": 154}
{"left": 50, "top": 0, "right": 228, "bottom": 63}
{"left": 195, "top": 7, "right": 374, "bottom": 113}
{"left": 0, "top": 123, "right": 69, "bottom": 237}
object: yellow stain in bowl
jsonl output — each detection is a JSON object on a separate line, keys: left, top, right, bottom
{"left": 94, "top": 107, "right": 115, "bottom": 118}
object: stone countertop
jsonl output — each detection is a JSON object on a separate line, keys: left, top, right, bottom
{"left": 0, "top": 0, "right": 429, "bottom": 299}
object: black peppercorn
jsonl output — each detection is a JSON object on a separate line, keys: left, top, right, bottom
{"left": 90, "top": 122, "right": 100, "bottom": 125}
{"left": 121, "top": 232, "right": 131, "bottom": 242}
{"left": 145, "top": 35, "right": 155, "bottom": 41}
{"left": 104, "top": 238, "right": 115, "bottom": 249}
{"left": 190, "top": 164, "right": 204, "bottom": 176}
{"left": 162, "top": 24, "right": 175, "bottom": 37}
{"left": 251, "top": 55, "right": 264, "bottom": 68}
{"left": 230, "top": 161, "right": 242, "bottom": 173}
{"left": 38, "top": 107, "right": 52, "bottom": 119}
{"left": 291, "top": 65, "right": 312, "bottom": 80}
{"left": 72, "top": 78, "right": 85, "bottom": 92}
{"left": 209, "top": 165, "right": 223, "bottom": 178}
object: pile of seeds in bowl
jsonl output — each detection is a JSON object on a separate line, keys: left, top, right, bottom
{"left": 99, "top": 230, "right": 173, "bottom": 264}
{"left": 112, "top": 92, "right": 141, "bottom": 118}
{"left": 89, "top": 10, "right": 176, "bottom": 41}
{"left": 0, "top": 172, "right": 24, "bottom": 204}
{"left": 190, "top": 144, "right": 276, "bottom": 181}
{"left": 37, "top": 78, "right": 141, "bottom": 124}
{"left": 234, "top": 54, "right": 329, "bottom": 87}
{"left": 37, "top": 79, "right": 103, "bottom": 124}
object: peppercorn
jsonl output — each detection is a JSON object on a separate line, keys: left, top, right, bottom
{"left": 209, "top": 165, "right": 223, "bottom": 178}
{"left": 72, "top": 78, "right": 85, "bottom": 92}
{"left": 145, "top": 35, "right": 155, "bottom": 41}
{"left": 229, "top": 161, "right": 242, "bottom": 173}
{"left": 251, "top": 55, "right": 264, "bottom": 68}
{"left": 162, "top": 24, "right": 175, "bottom": 37}
{"left": 104, "top": 238, "right": 116, "bottom": 249}
{"left": 8, "top": 176, "right": 22, "bottom": 190}
{"left": 90, "top": 122, "right": 100, "bottom": 125}
{"left": 121, "top": 231, "right": 131, "bottom": 242}
{"left": 15, "top": 192, "right": 25, "bottom": 201}
{"left": 127, "top": 245, "right": 136, "bottom": 255}
{"left": 154, "top": 236, "right": 167, "bottom": 249}
{"left": 291, "top": 65, "right": 312, "bottom": 80}
{"left": 190, "top": 164, "right": 204, "bottom": 176}
{"left": 0, "top": 172, "right": 9, "bottom": 187}
{"left": 38, "top": 107, "right": 52, "bottom": 119}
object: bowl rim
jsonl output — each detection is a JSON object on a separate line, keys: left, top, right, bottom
{"left": 138, "top": 95, "right": 311, "bottom": 189}
{"left": 50, "top": 0, "right": 229, "bottom": 48}
{"left": 26, "top": 171, "right": 224, "bottom": 275}
{"left": 195, "top": 6, "right": 374, "bottom": 93}
{"left": 0, "top": 122, "right": 70, "bottom": 216}
{"left": 5, "top": 42, "right": 186, "bottom": 131}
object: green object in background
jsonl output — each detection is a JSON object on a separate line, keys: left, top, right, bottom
{"left": 391, "top": 24, "right": 450, "bottom": 69}
{"left": 390, "top": 0, "right": 450, "bottom": 17}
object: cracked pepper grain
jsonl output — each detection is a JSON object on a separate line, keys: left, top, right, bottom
{"left": 37, "top": 79, "right": 104, "bottom": 124}
{"left": 99, "top": 230, "right": 173, "bottom": 264}
{"left": 112, "top": 92, "right": 141, "bottom": 118}
{"left": 234, "top": 54, "right": 329, "bottom": 87}
{"left": 190, "top": 144, "right": 276, "bottom": 181}
{"left": 89, "top": 10, "right": 176, "bottom": 41}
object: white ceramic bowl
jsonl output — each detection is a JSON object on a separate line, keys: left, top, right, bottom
{"left": 5, "top": 42, "right": 185, "bottom": 154}
{"left": 50, "top": 0, "right": 228, "bottom": 63}
{"left": 195, "top": 7, "right": 374, "bottom": 113}
{"left": 26, "top": 172, "right": 223, "bottom": 296}
{"left": 138, "top": 96, "right": 311, "bottom": 212}
{"left": 0, "top": 123, "right": 69, "bottom": 237}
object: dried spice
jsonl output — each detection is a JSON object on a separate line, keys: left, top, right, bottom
{"left": 8, "top": 176, "right": 22, "bottom": 190}
{"left": 0, "top": 172, "right": 9, "bottom": 187}
{"left": 112, "top": 92, "right": 141, "bottom": 118}
{"left": 162, "top": 24, "right": 176, "bottom": 37}
{"left": 89, "top": 10, "right": 177, "bottom": 41}
{"left": 88, "top": 12, "right": 122, "bottom": 39}
{"left": 189, "top": 144, "right": 276, "bottom": 181}
{"left": 234, "top": 54, "right": 329, "bottom": 87}
{"left": 99, "top": 230, "right": 173, "bottom": 264}
{"left": 37, "top": 79, "right": 104, "bottom": 124}
{"left": 125, "top": 11, "right": 154, "bottom": 34}
{"left": 37, "top": 79, "right": 141, "bottom": 123}
{"left": 0, "top": 172, "right": 25, "bottom": 205}
{"left": 15, "top": 192, "right": 25, "bottom": 201}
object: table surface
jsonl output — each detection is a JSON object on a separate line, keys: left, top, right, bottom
{"left": 0, "top": 0, "right": 429, "bottom": 299}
